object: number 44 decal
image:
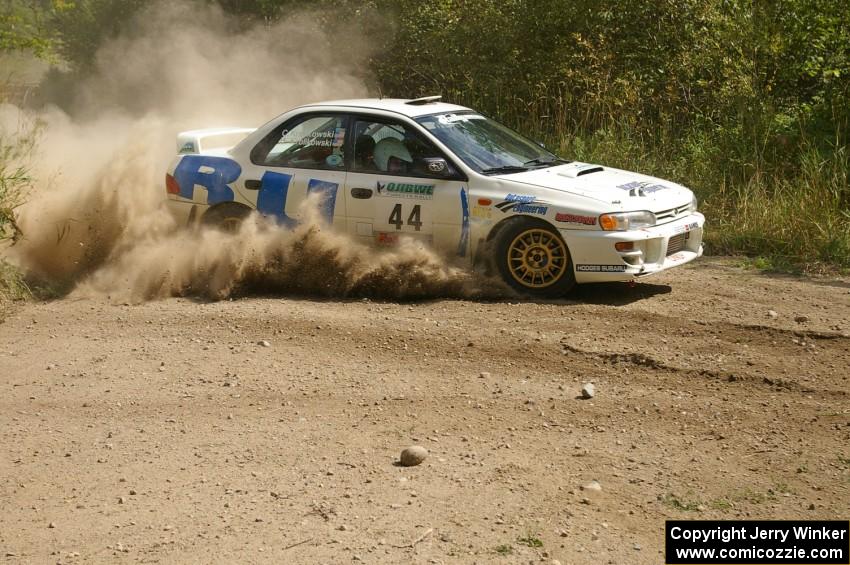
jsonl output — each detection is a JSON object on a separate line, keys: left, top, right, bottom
{"left": 388, "top": 204, "right": 423, "bottom": 231}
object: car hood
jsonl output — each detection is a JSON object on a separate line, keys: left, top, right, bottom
{"left": 498, "top": 161, "right": 693, "bottom": 211}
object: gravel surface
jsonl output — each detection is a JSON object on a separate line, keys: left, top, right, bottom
{"left": 1, "top": 258, "right": 848, "bottom": 564}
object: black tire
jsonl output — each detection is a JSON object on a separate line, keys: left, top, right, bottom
{"left": 492, "top": 218, "right": 576, "bottom": 298}
{"left": 202, "top": 204, "right": 251, "bottom": 232}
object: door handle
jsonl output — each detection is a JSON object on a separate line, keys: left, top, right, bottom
{"left": 351, "top": 188, "right": 373, "bottom": 199}
{"left": 244, "top": 179, "right": 262, "bottom": 190}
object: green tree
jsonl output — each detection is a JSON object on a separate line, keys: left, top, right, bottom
{"left": 0, "top": 0, "right": 68, "bottom": 58}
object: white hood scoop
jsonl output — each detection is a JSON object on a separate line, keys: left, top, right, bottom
{"left": 556, "top": 163, "right": 605, "bottom": 178}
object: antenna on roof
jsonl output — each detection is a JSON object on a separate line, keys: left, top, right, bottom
{"left": 406, "top": 95, "right": 442, "bottom": 106}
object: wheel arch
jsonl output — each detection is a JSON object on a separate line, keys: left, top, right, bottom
{"left": 201, "top": 201, "right": 253, "bottom": 223}
{"left": 476, "top": 214, "right": 568, "bottom": 267}
{"left": 485, "top": 214, "right": 562, "bottom": 243}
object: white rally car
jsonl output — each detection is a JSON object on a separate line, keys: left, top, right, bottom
{"left": 164, "top": 96, "right": 704, "bottom": 297}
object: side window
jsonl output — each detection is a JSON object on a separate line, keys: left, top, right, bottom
{"left": 352, "top": 117, "right": 450, "bottom": 179}
{"left": 252, "top": 114, "right": 347, "bottom": 170}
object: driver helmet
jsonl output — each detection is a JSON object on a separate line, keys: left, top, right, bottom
{"left": 374, "top": 138, "right": 413, "bottom": 173}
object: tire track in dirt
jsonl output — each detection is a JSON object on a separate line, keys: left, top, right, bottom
{"left": 555, "top": 307, "right": 850, "bottom": 398}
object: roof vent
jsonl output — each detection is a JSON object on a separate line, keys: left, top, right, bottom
{"left": 406, "top": 95, "right": 442, "bottom": 105}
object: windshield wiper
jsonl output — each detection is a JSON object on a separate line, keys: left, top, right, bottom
{"left": 523, "top": 157, "right": 572, "bottom": 168}
{"left": 480, "top": 165, "right": 529, "bottom": 175}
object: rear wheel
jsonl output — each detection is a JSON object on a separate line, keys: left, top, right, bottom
{"left": 493, "top": 219, "right": 575, "bottom": 297}
{"left": 202, "top": 204, "right": 251, "bottom": 232}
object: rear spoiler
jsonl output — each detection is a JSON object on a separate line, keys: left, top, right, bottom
{"left": 176, "top": 127, "right": 255, "bottom": 154}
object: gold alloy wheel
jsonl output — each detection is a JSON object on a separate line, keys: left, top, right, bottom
{"left": 507, "top": 228, "right": 569, "bottom": 288}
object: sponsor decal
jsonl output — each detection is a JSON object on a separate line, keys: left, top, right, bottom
{"left": 256, "top": 173, "right": 338, "bottom": 226}
{"left": 556, "top": 212, "right": 597, "bottom": 225}
{"left": 376, "top": 232, "right": 400, "bottom": 245}
{"left": 376, "top": 181, "right": 434, "bottom": 199}
{"left": 495, "top": 194, "right": 545, "bottom": 214}
{"left": 504, "top": 193, "right": 536, "bottom": 203}
{"left": 512, "top": 203, "right": 548, "bottom": 215}
{"left": 376, "top": 231, "right": 433, "bottom": 245}
{"left": 471, "top": 205, "right": 492, "bottom": 219}
{"left": 673, "top": 221, "right": 699, "bottom": 234}
{"left": 457, "top": 187, "right": 470, "bottom": 257}
{"left": 256, "top": 171, "right": 294, "bottom": 226}
{"left": 437, "top": 113, "right": 485, "bottom": 124}
{"left": 170, "top": 155, "right": 340, "bottom": 225}
{"left": 178, "top": 141, "right": 196, "bottom": 154}
{"left": 306, "top": 179, "right": 339, "bottom": 224}
{"left": 576, "top": 264, "right": 627, "bottom": 273}
{"left": 279, "top": 128, "right": 342, "bottom": 148}
{"left": 667, "top": 252, "right": 686, "bottom": 261}
{"left": 173, "top": 155, "right": 241, "bottom": 204}
{"left": 617, "top": 180, "right": 669, "bottom": 195}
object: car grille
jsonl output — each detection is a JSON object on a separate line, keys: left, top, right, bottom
{"left": 656, "top": 203, "right": 691, "bottom": 223}
{"left": 667, "top": 233, "right": 688, "bottom": 255}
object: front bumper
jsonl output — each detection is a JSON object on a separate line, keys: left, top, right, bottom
{"left": 560, "top": 212, "right": 705, "bottom": 283}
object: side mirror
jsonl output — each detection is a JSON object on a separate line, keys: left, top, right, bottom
{"left": 423, "top": 157, "right": 452, "bottom": 177}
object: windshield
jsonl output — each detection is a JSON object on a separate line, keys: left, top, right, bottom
{"left": 415, "top": 111, "right": 566, "bottom": 174}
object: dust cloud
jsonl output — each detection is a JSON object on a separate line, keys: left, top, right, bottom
{"left": 3, "top": 1, "right": 499, "bottom": 301}
{"left": 78, "top": 201, "right": 484, "bottom": 302}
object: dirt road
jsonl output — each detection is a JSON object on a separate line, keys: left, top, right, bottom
{"left": 1, "top": 258, "right": 849, "bottom": 564}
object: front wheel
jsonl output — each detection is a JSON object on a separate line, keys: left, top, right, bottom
{"left": 493, "top": 219, "right": 576, "bottom": 298}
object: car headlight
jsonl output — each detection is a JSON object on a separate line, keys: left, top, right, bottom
{"left": 690, "top": 195, "right": 698, "bottom": 212}
{"left": 599, "top": 211, "right": 656, "bottom": 231}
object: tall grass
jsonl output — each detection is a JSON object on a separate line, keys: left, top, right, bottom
{"left": 708, "top": 145, "right": 849, "bottom": 268}
{"left": 0, "top": 105, "right": 39, "bottom": 311}
{"left": 0, "top": 258, "right": 30, "bottom": 308}
{"left": 0, "top": 110, "right": 38, "bottom": 244}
